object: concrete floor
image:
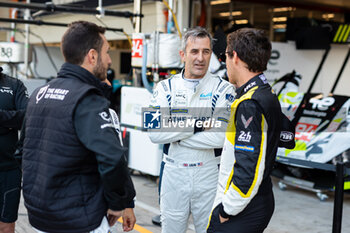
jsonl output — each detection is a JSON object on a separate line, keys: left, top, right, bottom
{"left": 15, "top": 174, "right": 350, "bottom": 233}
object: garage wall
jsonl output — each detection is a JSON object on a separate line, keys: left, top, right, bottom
{"left": 31, "top": 46, "right": 64, "bottom": 78}
{"left": 266, "top": 41, "right": 350, "bottom": 96}
{"left": 0, "top": 8, "right": 9, "bottom": 42}
{"left": 28, "top": 46, "right": 129, "bottom": 80}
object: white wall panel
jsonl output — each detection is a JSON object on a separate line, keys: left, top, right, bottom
{"left": 267, "top": 41, "right": 350, "bottom": 96}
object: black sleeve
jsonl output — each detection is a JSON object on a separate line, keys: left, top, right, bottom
{"left": 0, "top": 79, "right": 29, "bottom": 129}
{"left": 14, "top": 117, "right": 26, "bottom": 168}
{"left": 74, "top": 93, "right": 136, "bottom": 211}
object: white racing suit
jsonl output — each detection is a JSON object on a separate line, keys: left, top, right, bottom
{"left": 148, "top": 70, "right": 234, "bottom": 233}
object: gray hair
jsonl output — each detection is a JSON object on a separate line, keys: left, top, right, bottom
{"left": 181, "top": 27, "right": 213, "bottom": 51}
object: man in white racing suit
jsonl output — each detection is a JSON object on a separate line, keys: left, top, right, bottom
{"left": 148, "top": 27, "right": 234, "bottom": 233}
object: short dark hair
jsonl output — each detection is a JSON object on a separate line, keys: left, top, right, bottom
{"left": 61, "top": 21, "right": 106, "bottom": 65}
{"left": 227, "top": 28, "right": 271, "bottom": 73}
{"left": 182, "top": 27, "right": 213, "bottom": 51}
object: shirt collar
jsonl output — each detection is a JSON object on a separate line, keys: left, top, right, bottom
{"left": 235, "top": 73, "right": 268, "bottom": 98}
{"left": 57, "top": 62, "right": 111, "bottom": 98}
{"left": 181, "top": 69, "right": 211, "bottom": 90}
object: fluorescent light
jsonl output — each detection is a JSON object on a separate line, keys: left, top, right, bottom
{"left": 273, "top": 24, "right": 287, "bottom": 29}
{"left": 235, "top": 19, "right": 248, "bottom": 25}
{"left": 322, "top": 13, "right": 334, "bottom": 19}
{"left": 273, "top": 17, "right": 287, "bottom": 22}
{"left": 211, "top": 0, "right": 231, "bottom": 5}
{"left": 273, "top": 7, "right": 295, "bottom": 12}
{"left": 219, "top": 11, "right": 242, "bottom": 17}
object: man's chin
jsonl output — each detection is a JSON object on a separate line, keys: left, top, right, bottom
{"left": 193, "top": 72, "right": 206, "bottom": 78}
{"left": 94, "top": 73, "right": 107, "bottom": 81}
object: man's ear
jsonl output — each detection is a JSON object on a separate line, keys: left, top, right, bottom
{"left": 179, "top": 50, "right": 185, "bottom": 63}
{"left": 87, "top": 49, "right": 98, "bottom": 65}
{"left": 233, "top": 52, "right": 239, "bottom": 64}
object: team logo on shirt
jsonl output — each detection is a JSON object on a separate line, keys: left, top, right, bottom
{"left": 36, "top": 85, "right": 49, "bottom": 104}
{"left": 244, "top": 81, "right": 256, "bottom": 93}
{"left": 36, "top": 85, "right": 69, "bottom": 103}
{"left": 241, "top": 114, "right": 253, "bottom": 128}
{"left": 238, "top": 131, "right": 251, "bottom": 142}
{"left": 153, "top": 90, "right": 158, "bottom": 98}
{"left": 99, "top": 111, "right": 115, "bottom": 130}
{"left": 225, "top": 93, "right": 235, "bottom": 102}
{"left": 174, "top": 90, "right": 187, "bottom": 106}
{"left": 99, "top": 111, "right": 111, "bottom": 122}
{"left": 0, "top": 86, "right": 13, "bottom": 95}
{"left": 280, "top": 131, "right": 294, "bottom": 142}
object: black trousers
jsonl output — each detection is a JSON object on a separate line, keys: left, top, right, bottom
{"left": 207, "top": 191, "right": 274, "bottom": 233}
{"left": 0, "top": 167, "right": 21, "bottom": 223}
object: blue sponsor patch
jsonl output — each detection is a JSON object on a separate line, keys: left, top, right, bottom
{"left": 200, "top": 92, "right": 212, "bottom": 100}
{"left": 259, "top": 74, "right": 268, "bottom": 84}
{"left": 225, "top": 94, "right": 235, "bottom": 102}
{"left": 200, "top": 92, "right": 212, "bottom": 98}
{"left": 234, "top": 144, "right": 254, "bottom": 152}
{"left": 217, "top": 117, "right": 229, "bottom": 123}
{"left": 171, "top": 109, "right": 188, "bottom": 113}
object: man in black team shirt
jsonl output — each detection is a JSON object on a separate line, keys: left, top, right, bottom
{"left": 0, "top": 67, "right": 29, "bottom": 233}
{"left": 22, "top": 21, "right": 136, "bottom": 233}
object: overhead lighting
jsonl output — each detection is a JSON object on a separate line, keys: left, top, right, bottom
{"left": 322, "top": 13, "right": 335, "bottom": 19}
{"left": 235, "top": 19, "right": 248, "bottom": 25}
{"left": 219, "top": 11, "right": 242, "bottom": 17}
{"left": 273, "top": 17, "right": 287, "bottom": 22}
{"left": 273, "top": 7, "right": 295, "bottom": 12}
{"left": 273, "top": 24, "right": 287, "bottom": 29}
{"left": 211, "top": 0, "right": 231, "bottom": 5}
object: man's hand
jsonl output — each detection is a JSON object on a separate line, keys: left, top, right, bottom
{"left": 219, "top": 214, "right": 229, "bottom": 223}
{"left": 203, "top": 119, "right": 213, "bottom": 131}
{"left": 122, "top": 208, "right": 136, "bottom": 232}
{"left": 107, "top": 209, "right": 123, "bottom": 226}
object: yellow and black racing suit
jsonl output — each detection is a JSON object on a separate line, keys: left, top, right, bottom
{"left": 207, "top": 73, "right": 282, "bottom": 233}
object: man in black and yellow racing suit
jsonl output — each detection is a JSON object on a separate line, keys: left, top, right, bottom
{"left": 207, "top": 28, "right": 294, "bottom": 233}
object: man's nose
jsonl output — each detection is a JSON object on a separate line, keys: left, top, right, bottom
{"left": 197, "top": 51, "right": 204, "bottom": 61}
